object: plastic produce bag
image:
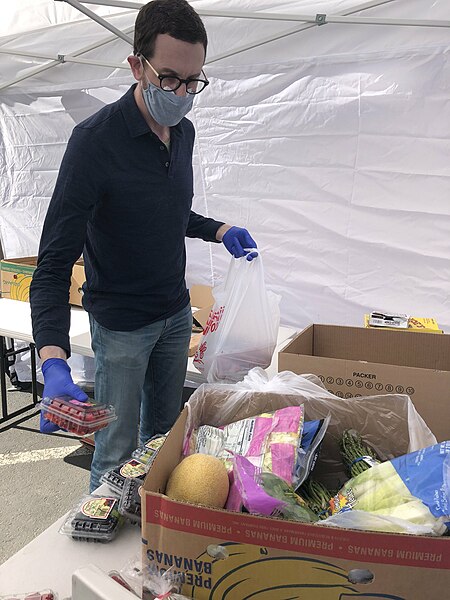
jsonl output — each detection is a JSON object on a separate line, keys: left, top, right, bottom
{"left": 143, "top": 566, "right": 193, "bottom": 599}
{"left": 184, "top": 368, "right": 437, "bottom": 490}
{"left": 322, "top": 442, "right": 450, "bottom": 535}
{"left": 232, "top": 453, "right": 318, "bottom": 522}
{"left": 294, "top": 415, "right": 331, "bottom": 489}
{"left": 193, "top": 254, "right": 280, "bottom": 383}
{"left": 186, "top": 405, "right": 304, "bottom": 481}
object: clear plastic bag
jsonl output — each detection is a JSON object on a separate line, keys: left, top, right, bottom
{"left": 232, "top": 453, "right": 318, "bottom": 522}
{"left": 320, "top": 508, "right": 447, "bottom": 536}
{"left": 193, "top": 255, "right": 280, "bottom": 383}
{"left": 143, "top": 566, "right": 193, "bottom": 599}
{"left": 183, "top": 368, "right": 437, "bottom": 490}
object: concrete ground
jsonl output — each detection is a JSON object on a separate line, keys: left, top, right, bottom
{"left": 0, "top": 381, "right": 92, "bottom": 565}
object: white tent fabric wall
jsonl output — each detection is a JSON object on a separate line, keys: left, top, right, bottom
{"left": 1, "top": 2, "right": 450, "bottom": 358}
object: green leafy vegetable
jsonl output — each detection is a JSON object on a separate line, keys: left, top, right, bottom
{"left": 259, "top": 472, "right": 319, "bottom": 523}
{"left": 339, "top": 429, "right": 380, "bottom": 478}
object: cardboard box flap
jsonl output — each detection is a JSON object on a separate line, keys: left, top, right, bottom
{"left": 1, "top": 256, "right": 84, "bottom": 305}
{"left": 189, "top": 284, "right": 214, "bottom": 309}
{"left": 279, "top": 324, "right": 450, "bottom": 442}
{"left": 144, "top": 410, "right": 187, "bottom": 494}
{"left": 192, "top": 305, "right": 211, "bottom": 329}
{"left": 288, "top": 324, "right": 450, "bottom": 371}
{"left": 1, "top": 256, "right": 38, "bottom": 268}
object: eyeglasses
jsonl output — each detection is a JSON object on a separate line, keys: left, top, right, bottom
{"left": 141, "top": 55, "right": 209, "bottom": 95}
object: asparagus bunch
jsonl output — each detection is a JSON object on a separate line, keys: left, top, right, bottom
{"left": 340, "top": 429, "right": 380, "bottom": 478}
{"left": 298, "top": 479, "right": 333, "bottom": 519}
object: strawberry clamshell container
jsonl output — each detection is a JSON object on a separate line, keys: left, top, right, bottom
{"left": 40, "top": 395, "right": 117, "bottom": 436}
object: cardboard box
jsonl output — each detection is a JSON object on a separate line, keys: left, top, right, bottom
{"left": 142, "top": 392, "right": 450, "bottom": 599}
{"left": 279, "top": 324, "right": 450, "bottom": 443}
{"left": 364, "top": 313, "right": 443, "bottom": 334}
{"left": 0, "top": 257, "right": 85, "bottom": 307}
{"left": 188, "top": 285, "right": 214, "bottom": 357}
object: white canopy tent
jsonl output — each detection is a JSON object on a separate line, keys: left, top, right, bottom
{"left": 1, "top": 0, "right": 450, "bottom": 339}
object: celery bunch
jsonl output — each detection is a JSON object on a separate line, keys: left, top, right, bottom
{"left": 332, "top": 460, "right": 444, "bottom": 533}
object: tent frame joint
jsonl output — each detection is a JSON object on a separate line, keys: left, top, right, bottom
{"left": 57, "top": 54, "right": 66, "bottom": 63}
{"left": 315, "top": 13, "right": 327, "bottom": 26}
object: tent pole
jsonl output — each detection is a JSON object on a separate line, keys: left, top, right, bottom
{"left": 0, "top": 48, "right": 127, "bottom": 70}
{"left": 74, "top": 0, "right": 450, "bottom": 28}
{"left": 0, "top": 60, "right": 61, "bottom": 91}
{"left": 0, "top": 23, "right": 134, "bottom": 91}
{"left": 205, "top": 0, "right": 398, "bottom": 64}
{"left": 77, "top": 0, "right": 142, "bottom": 7}
{"left": 70, "top": 25, "right": 134, "bottom": 56}
{"left": 58, "top": 0, "right": 134, "bottom": 44}
{"left": 327, "top": 15, "right": 450, "bottom": 28}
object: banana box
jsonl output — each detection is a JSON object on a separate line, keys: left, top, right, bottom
{"left": 0, "top": 257, "right": 85, "bottom": 306}
{"left": 142, "top": 397, "right": 450, "bottom": 600}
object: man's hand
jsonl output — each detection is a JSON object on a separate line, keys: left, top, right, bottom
{"left": 40, "top": 358, "right": 88, "bottom": 433}
{"left": 221, "top": 226, "right": 258, "bottom": 261}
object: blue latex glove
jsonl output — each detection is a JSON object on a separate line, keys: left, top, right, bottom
{"left": 40, "top": 358, "right": 88, "bottom": 433}
{"left": 222, "top": 226, "right": 258, "bottom": 261}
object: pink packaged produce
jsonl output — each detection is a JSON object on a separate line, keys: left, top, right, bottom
{"left": 40, "top": 395, "right": 116, "bottom": 436}
{"left": 0, "top": 591, "right": 57, "bottom": 600}
{"left": 186, "top": 405, "right": 304, "bottom": 480}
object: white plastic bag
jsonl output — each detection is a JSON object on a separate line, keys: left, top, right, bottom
{"left": 193, "top": 254, "right": 280, "bottom": 383}
{"left": 183, "top": 368, "right": 437, "bottom": 490}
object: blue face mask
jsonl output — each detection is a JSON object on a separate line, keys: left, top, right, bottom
{"left": 141, "top": 80, "right": 194, "bottom": 127}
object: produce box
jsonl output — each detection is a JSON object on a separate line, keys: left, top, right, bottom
{"left": 141, "top": 389, "right": 450, "bottom": 600}
{"left": 279, "top": 324, "right": 450, "bottom": 442}
{"left": 0, "top": 256, "right": 85, "bottom": 306}
{"left": 189, "top": 285, "right": 214, "bottom": 357}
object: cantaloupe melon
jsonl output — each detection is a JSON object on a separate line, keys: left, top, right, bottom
{"left": 165, "top": 453, "right": 229, "bottom": 508}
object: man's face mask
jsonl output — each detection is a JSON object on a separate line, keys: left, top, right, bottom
{"left": 140, "top": 58, "right": 195, "bottom": 127}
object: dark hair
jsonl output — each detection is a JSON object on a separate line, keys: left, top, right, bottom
{"left": 134, "top": 0, "right": 207, "bottom": 59}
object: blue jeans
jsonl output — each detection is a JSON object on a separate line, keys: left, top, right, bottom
{"left": 88, "top": 303, "right": 192, "bottom": 492}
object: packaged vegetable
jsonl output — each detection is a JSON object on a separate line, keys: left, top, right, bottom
{"left": 59, "top": 495, "right": 123, "bottom": 542}
{"left": 186, "top": 405, "right": 304, "bottom": 484}
{"left": 40, "top": 395, "right": 116, "bottom": 436}
{"left": 324, "top": 441, "right": 450, "bottom": 535}
{"left": 294, "top": 415, "right": 330, "bottom": 489}
{"left": 232, "top": 454, "right": 318, "bottom": 522}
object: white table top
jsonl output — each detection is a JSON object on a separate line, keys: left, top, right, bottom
{"left": 0, "top": 484, "right": 141, "bottom": 597}
{"left": 0, "top": 298, "right": 297, "bottom": 384}
{"left": 0, "top": 298, "right": 91, "bottom": 349}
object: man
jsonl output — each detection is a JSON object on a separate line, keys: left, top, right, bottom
{"left": 30, "top": 0, "right": 257, "bottom": 491}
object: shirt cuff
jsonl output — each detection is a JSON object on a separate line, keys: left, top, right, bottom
{"left": 34, "top": 330, "right": 71, "bottom": 360}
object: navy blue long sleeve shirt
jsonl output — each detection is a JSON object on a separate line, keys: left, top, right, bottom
{"left": 30, "top": 84, "right": 223, "bottom": 357}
